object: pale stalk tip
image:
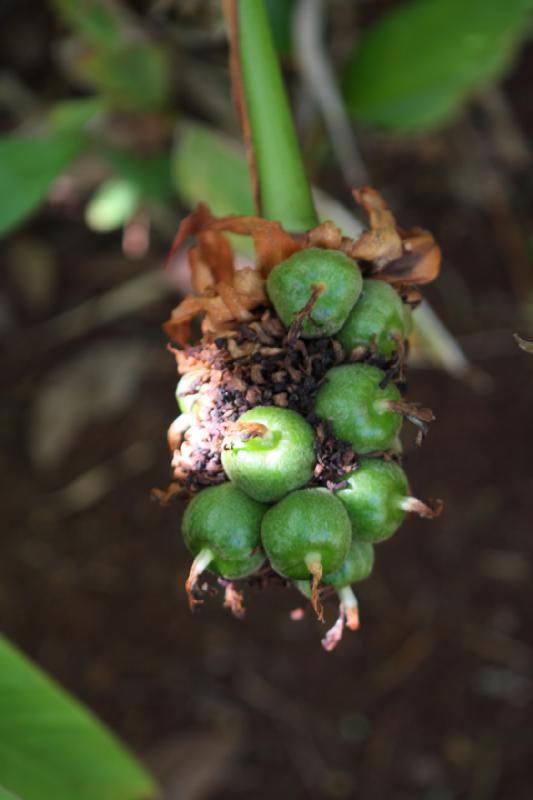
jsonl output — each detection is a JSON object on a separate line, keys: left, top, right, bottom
{"left": 338, "top": 586, "right": 360, "bottom": 631}
{"left": 185, "top": 548, "right": 213, "bottom": 611}
{"left": 399, "top": 496, "right": 443, "bottom": 518}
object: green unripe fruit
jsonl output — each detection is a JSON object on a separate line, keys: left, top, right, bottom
{"left": 176, "top": 368, "right": 208, "bottom": 414}
{"left": 294, "top": 539, "right": 374, "bottom": 609}
{"left": 221, "top": 406, "right": 316, "bottom": 503}
{"left": 182, "top": 482, "right": 267, "bottom": 606}
{"left": 266, "top": 248, "right": 362, "bottom": 338}
{"left": 322, "top": 540, "right": 374, "bottom": 588}
{"left": 314, "top": 363, "right": 402, "bottom": 453}
{"left": 335, "top": 458, "right": 409, "bottom": 543}
{"left": 322, "top": 540, "right": 374, "bottom": 640}
{"left": 337, "top": 279, "right": 408, "bottom": 358}
{"left": 261, "top": 488, "right": 351, "bottom": 619}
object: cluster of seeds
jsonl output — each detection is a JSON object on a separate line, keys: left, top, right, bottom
{"left": 161, "top": 192, "right": 442, "bottom": 650}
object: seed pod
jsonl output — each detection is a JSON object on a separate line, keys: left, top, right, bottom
{"left": 182, "top": 482, "right": 267, "bottom": 608}
{"left": 266, "top": 248, "right": 362, "bottom": 338}
{"left": 336, "top": 458, "right": 439, "bottom": 543}
{"left": 221, "top": 406, "right": 316, "bottom": 502}
{"left": 261, "top": 488, "right": 352, "bottom": 619}
{"left": 337, "top": 279, "right": 409, "bottom": 359}
{"left": 314, "top": 363, "right": 403, "bottom": 453}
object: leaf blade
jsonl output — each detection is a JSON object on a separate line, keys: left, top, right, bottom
{"left": 0, "top": 134, "right": 86, "bottom": 238}
{"left": 172, "top": 123, "right": 255, "bottom": 216}
{"left": 343, "top": 0, "right": 533, "bottom": 131}
{"left": 0, "top": 637, "right": 158, "bottom": 800}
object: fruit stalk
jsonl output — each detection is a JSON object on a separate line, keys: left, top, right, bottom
{"left": 224, "top": 0, "right": 319, "bottom": 230}
{"left": 304, "top": 553, "right": 324, "bottom": 621}
{"left": 185, "top": 547, "right": 214, "bottom": 609}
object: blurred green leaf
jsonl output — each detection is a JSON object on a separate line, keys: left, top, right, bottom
{"left": 78, "top": 42, "right": 169, "bottom": 112}
{"left": 86, "top": 149, "right": 173, "bottom": 232}
{"left": 0, "top": 787, "right": 22, "bottom": 800}
{"left": 54, "top": 0, "right": 169, "bottom": 112}
{"left": 48, "top": 97, "right": 106, "bottom": 133}
{"left": 0, "top": 133, "right": 86, "bottom": 237}
{"left": 54, "top": 0, "right": 125, "bottom": 48}
{"left": 265, "top": 0, "right": 297, "bottom": 55}
{"left": 104, "top": 149, "right": 173, "bottom": 204}
{"left": 85, "top": 177, "right": 141, "bottom": 231}
{"left": 343, "top": 0, "right": 533, "bottom": 131}
{"left": 172, "top": 123, "right": 255, "bottom": 216}
{"left": 0, "top": 637, "right": 158, "bottom": 800}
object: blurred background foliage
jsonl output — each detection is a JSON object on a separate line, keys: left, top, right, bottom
{"left": 2, "top": 2, "right": 533, "bottom": 799}
{"left": 1, "top": 0, "right": 532, "bottom": 239}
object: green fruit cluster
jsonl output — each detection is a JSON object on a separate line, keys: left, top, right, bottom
{"left": 177, "top": 247, "right": 438, "bottom": 648}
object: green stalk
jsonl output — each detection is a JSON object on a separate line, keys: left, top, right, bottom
{"left": 236, "top": 0, "right": 319, "bottom": 231}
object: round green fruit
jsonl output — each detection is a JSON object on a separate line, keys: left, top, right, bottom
{"left": 182, "top": 482, "right": 267, "bottom": 606}
{"left": 262, "top": 488, "right": 351, "bottom": 619}
{"left": 322, "top": 540, "right": 374, "bottom": 588}
{"left": 323, "top": 540, "right": 374, "bottom": 636}
{"left": 261, "top": 488, "right": 351, "bottom": 580}
{"left": 313, "top": 363, "right": 402, "bottom": 453}
{"left": 335, "top": 458, "right": 409, "bottom": 542}
{"left": 337, "top": 279, "right": 408, "bottom": 359}
{"left": 266, "top": 248, "right": 362, "bottom": 338}
{"left": 221, "top": 406, "right": 316, "bottom": 503}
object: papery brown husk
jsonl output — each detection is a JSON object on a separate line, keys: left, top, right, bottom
{"left": 164, "top": 188, "right": 441, "bottom": 345}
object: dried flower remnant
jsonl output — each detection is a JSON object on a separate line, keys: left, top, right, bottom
{"left": 159, "top": 188, "right": 443, "bottom": 650}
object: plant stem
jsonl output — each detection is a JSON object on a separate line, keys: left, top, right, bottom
{"left": 231, "top": 0, "right": 319, "bottom": 231}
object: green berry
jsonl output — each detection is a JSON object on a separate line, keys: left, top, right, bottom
{"left": 182, "top": 482, "right": 267, "bottom": 606}
{"left": 323, "top": 541, "right": 375, "bottom": 639}
{"left": 296, "top": 540, "right": 374, "bottom": 634}
{"left": 261, "top": 488, "right": 351, "bottom": 618}
{"left": 176, "top": 368, "right": 208, "bottom": 414}
{"left": 221, "top": 406, "right": 316, "bottom": 503}
{"left": 337, "top": 279, "right": 408, "bottom": 359}
{"left": 314, "top": 363, "right": 402, "bottom": 453}
{"left": 266, "top": 248, "right": 362, "bottom": 338}
{"left": 335, "top": 458, "right": 409, "bottom": 542}
{"left": 322, "top": 540, "right": 374, "bottom": 588}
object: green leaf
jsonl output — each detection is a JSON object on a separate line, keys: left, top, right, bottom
{"left": 54, "top": 0, "right": 124, "bottom": 48}
{"left": 86, "top": 149, "right": 173, "bottom": 232}
{"left": 172, "top": 123, "right": 255, "bottom": 216}
{"left": 0, "top": 637, "right": 158, "bottom": 800}
{"left": 104, "top": 149, "right": 173, "bottom": 204}
{"left": 54, "top": 0, "right": 169, "bottom": 112}
{"left": 343, "top": 0, "right": 533, "bottom": 131}
{"left": 0, "top": 133, "right": 86, "bottom": 238}
{"left": 48, "top": 97, "right": 107, "bottom": 134}
{"left": 85, "top": 177, "right": 141, "bottom": 231}
{"left": 0, "top": 787, "right": 22, "bottom": 800}
{"left": 78, "top": 42, "right": 169, "bottom": 112}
